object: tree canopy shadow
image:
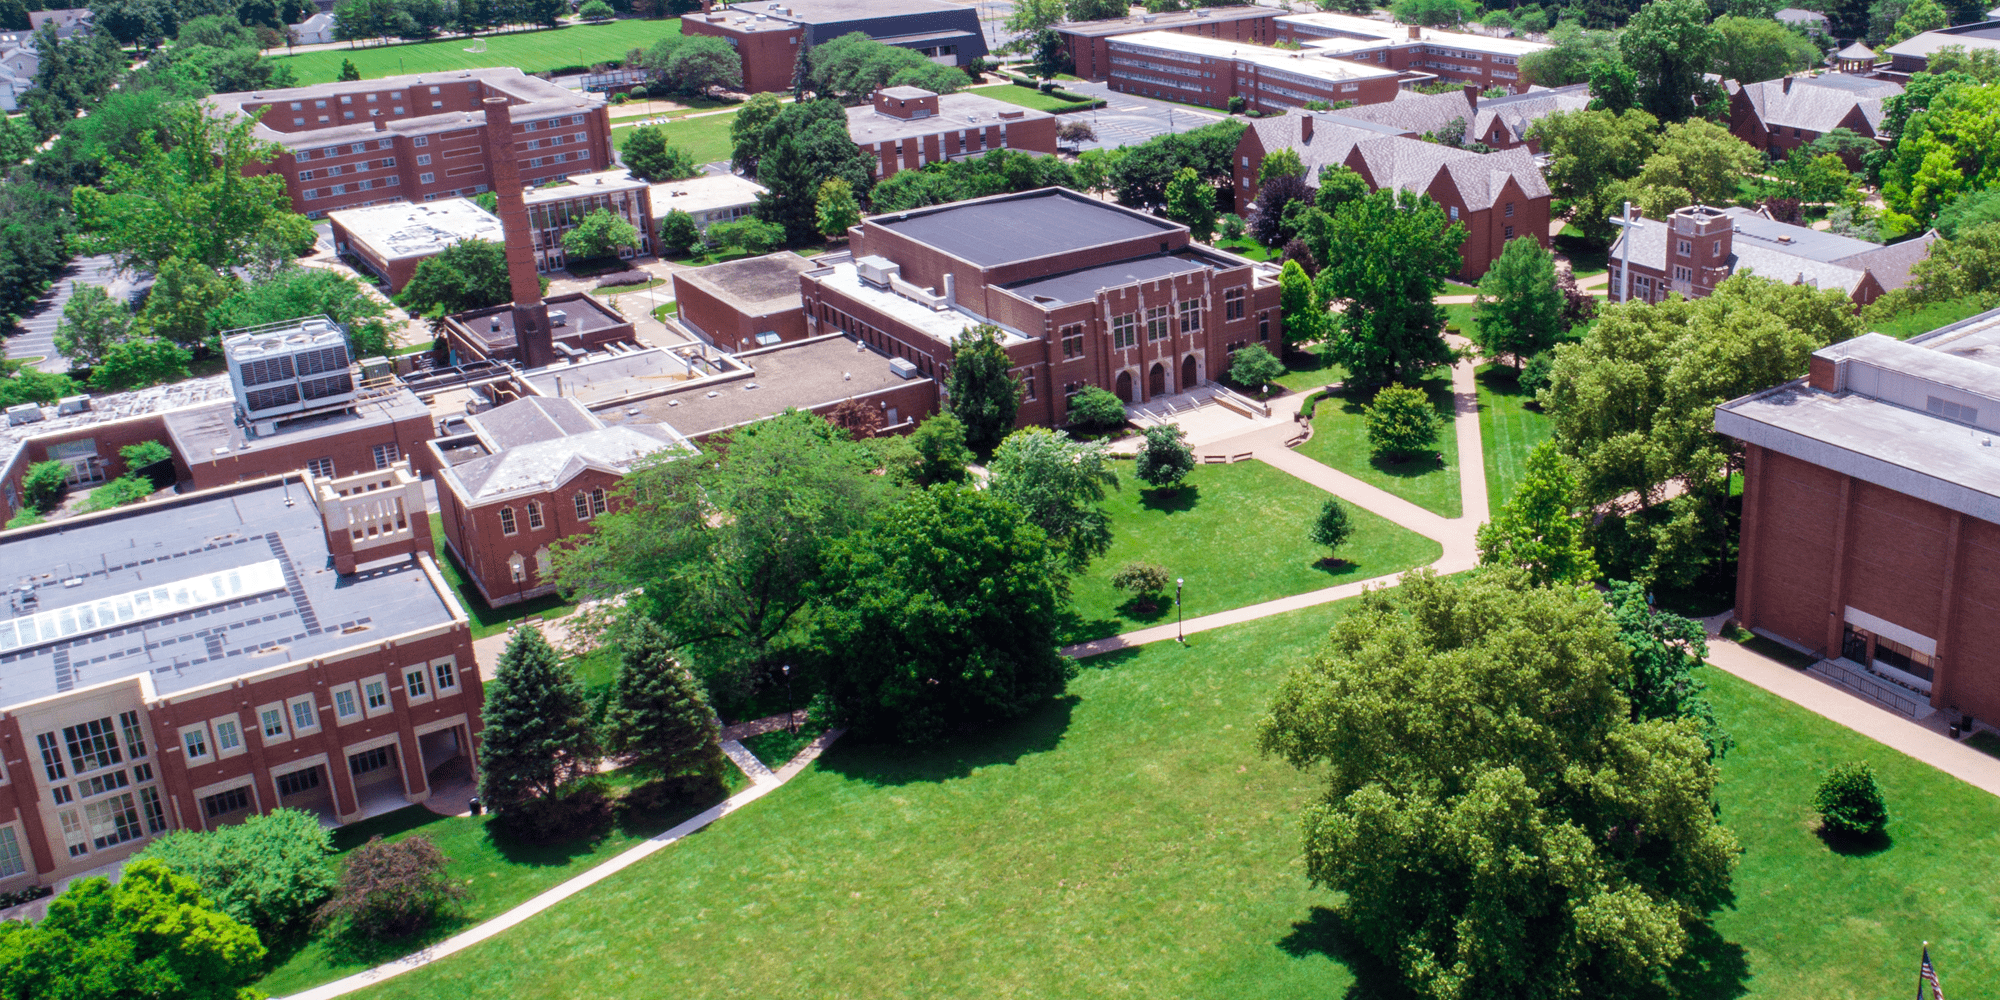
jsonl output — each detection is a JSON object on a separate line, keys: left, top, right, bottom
{"left": 1139, "top": 484, "right": 1201, "bottom": 512}
{"left": 1368, "top": 452, "right": 1446, "bottom": 481}
{"left": 1115, "top": 595, "right": 1171, "bottom": 623}
{"left": 1277, "top": 906, "right": 1412, "bottom": 1000}
{"left": 813, "top": 694, "right": 1077, "bottom": 787}
{"left": 1817, "top": 826, "right": 1894, "bottom": 857}
{"left": 1663, "top": 920, "right": 1752, "bottom": 1000}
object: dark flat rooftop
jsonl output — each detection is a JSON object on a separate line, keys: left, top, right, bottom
{"left": 1061, "top": 5, "right": 1272, "bottom": 36}
{"left": 459, "top": 293, "right": 630, "bottom": 351}
{"left": 673, "top": 252, "right": 816, "bottom": 314}
{"left": 594, "top": 334, "right": 920, "bottom": 438}
{"left": 1003, "top": 252, "right": 1212, "bottom": 305}
{"left": 871, "top": 188, "right": 1182, "bottom": 268}
{"left": 0, "top": 478, "right": 457, "bottom": 703}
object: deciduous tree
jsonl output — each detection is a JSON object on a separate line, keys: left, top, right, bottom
{"left": 561, "top": 208, "right": 641, "bottom": 262}
{"left": 1312, "top": 189, "right": 1463, "bottom": 385}
{"left": 1709, "top": 14, "right": 1820, "bottom": 84}
{"left": 477, "top": 626, "right": 599, "bottom": 812}
{"left": 1163, "top": 166, "right": 1217, "bottom": 241}
{"left": 1472, "top": 236, "right": 1565, "bottom": 369}
{"left": 398, "top": 238, "right": 517, "bottom": 317}
{"left": 212, "top": 264, "right": 395, "bottom": 356}
{"left": 1134, "top": 423, "right": 1194, "bottom": 491}
{"left": 1257, "top": 568, "right": 1739, "bottom": 1000}
{"left": 316, "top": 835, "right": 467, "bottom": 940}
{"left": 1363, "top": 383, "right": 1439, "bottom": 461}
{"left": 1277, "top": 258, "right": 1323, "bottom": 347}
{"left": 898, "top": 411, "right": 975, "bottom": 485}
{"left": 1226, "top": 342, "right": 1285, "bottom": 392}
{"left": 135, "top": 808, "right": 337, "bottom": 933}
{"left": 815, "top": 176, "right": 862, "bottom": 240}
{"left": 621, "top": 126, "right": 700, "bottom": 182}
{"left": 729, "top": 92, "right": 785, "bottom": 174}
{"left": 987, "top": 427, "right": 1120, "bottom": 573}
{"left": 1630, "top": 118, "right": 1763, "bottom": 215}
{"left": 89, "top": 336, "right": 190, "bottom": 392}
{"left": 1528, "top": 107, "right": 1659, "bottom": 239}
{"left": 1476, "top": 440, "right": 1598, "bottom": 586}
{"left": 52, "top": 283, "right": 131, "bottom": 368}
{"left": 1065, "top": 384, "right": 1126, "bottom": 430}
{"left": 659, "top": 209, "right": 702, "bottom": 255}
{"left": 140, "top": 256, "right": 237, "bottom": 348}
{"left": 1620, "top": 0, "right": 1718, "bottom": 122}
{"left": 811, "top": 484, "right": 1073, "bottom": 742}
{"left": 1309, "top": 497, "right": 1353, "bottom": 557}
{"left": 945, "top": 323, "right": 1024, "bottom": 454}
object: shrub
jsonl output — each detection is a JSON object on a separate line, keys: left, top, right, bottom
{"left": 579, "top": 0, "right": 614, "bottom": 17}
{"left": 23, "top": 459, "right": 67, "bottom": 512}
{"left": 5, "top": 509, "right": 43, "bottom": 530}
{"left": 1135, "top": 424, "right": 1194, "bottom": 491}
{"left": 1066, "top": 385, "right": 1126, "bottom": 430}
{"left": 1520, "top": 349, "right": 1556, "bottom": 398}
{"left": 627, "top": 84, "right": 648, "bottom": 100}
{"left": 317, "top": 835, "right": 468, "bottom": 941}
{"left": 1364, "top": 383, "right": 1439, "bottom": 462}
{"left": 1311, "top": 498, "right": 1353, "bottom": 556}
{"left": 78, "top": 475, "right": 154, "bottom": 512}
{"left": 1227, "top": 344, "right": 1286, "bottom": 393}
{"left": 1039, "top": 79, "right": 1057, "bottom": 93}
{"left": 1111, "top": 561, "right": 1172, "bottom": 611}
{"left": 611, "top": 92, "right": 629, "bottom": 104}
{"left": 659, "top": 209, "right": 702, "bottom": 256}
{"left": 119, "top": 439, "right": 172, "bottom": 469}
{"left": 1227, "top": 95, "right": 1246, "bottom": 114}
{"left": 1219, "top": 213, "right": 1246, "bottom": 241}
{"left": 136, "top": 808, "right": 337, "bottom": 932}
{"left": 1814, "top": 762, "right": 1889, "bottom": 837}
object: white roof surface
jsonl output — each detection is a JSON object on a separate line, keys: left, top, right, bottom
{"left": 328, "top": 198, "right": 501, "bottom": 262}
{"left": 650, "top": 173, "right": 769, "bottom": 219}
{"left": 1108, "top": 29, "right": 1399, "bottom": 84}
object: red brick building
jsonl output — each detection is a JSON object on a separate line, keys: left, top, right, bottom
{"left": 1235, "top": 112, "right": 1551, "bottom": 279}
{"left": 0, "top": 467, "right": 479, "bottom": 891}
{"left": 428, "top": 395, "right": 692, "bottom": 608}
{"left": 328, "top": 198, "right": 503, "bottom": 294}
{"left": 681, "top": 0, "right": 990, "bottom": 95}
{"left": 673, "top": 251, "right": 819, "bottom": 352}
{"left": 1058, "top": 5, "right": 1278, "bottom": 81}
{"left": 1467, "top": 82, "right": 1590, "bottom": 152}
{"left": 208, "top": 68, "right": 614, "bottom": 219}
{"left": 847, "top": 86, "right": 1058, "bottom": 178}
{"left": 1727, "top": 73, "right": 1899, "bottom": 166}
{"left": 1274, "top": 12, "right": 1547, "bottom": 95}
{"left": 1718, "top": 318, "right": 2000, "bottom": 723}
{"left": 1607, "top": 204, "right": 1936, "bottom": 307}
{"left": 1102, "top": 29, "right": 1403, "bottom": 112}
{"left": 797, "top": 188, "right": 1283, "bottom": 424}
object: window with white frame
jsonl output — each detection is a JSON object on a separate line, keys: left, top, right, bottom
{"left": 373, "top": 443, "right": 399, "bottom": 469}
{"left": 1673, "top": 265, "right": 1693, "bottom": 282}
{"left": 526, "top": 501, "right": 544, "bottom": 529}
{"left": 1179, "top": 299, "right": 1200, "bottom": 333}
{"left": 289, "top": 696, "right": 317, "bottom": 733}
{"left": 36, "top": 733, "right": 65, "bottom": 781}
{"left": 1112, "top": 312, "right": 1137, "bottom": 349}
{"left": 138, "top": 786, "right": 166, "bottom": 834}
{"left": 1146, "top": 305, "right": 1169, "bottom": 341}
{"left": 307, "top": 457, "right": 335, "bottom": 478}
{"left": 0, "top": 826, "right": 23, "bottom": 878}
{"left": 214, "top": 718, "right": 242, "bottom": 754}
{"left": 364, "top": 677, "right": 390, "bottom": 712}
{"left": 58, "top": 808, "right": 86, "bottom": 857}
{"left": 499, "top": 507, "right": 517, "bottom": 535}
{"left": 180, "top": 724, "right": 210, "bottom": 761}
{"left": 405, "top": 666, "right": 430, "bottom": 701}
{"left": 433, "top": 658, "right": 458, "bottom": 693}
{"left": 259, "top": 706, "right": 286, "bottom": 740}
{"left": 333, "top": 685, "right": 360, "bottom": 720}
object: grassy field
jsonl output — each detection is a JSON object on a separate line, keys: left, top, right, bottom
{"left": 1214, "top": 236, "right": 1278, "bottom": 261}
{"left": 340, "top": 598, "right": 2000, "bottom": 1000}
{"left": 430, "top": 513, "right": 575, "bottom": 640}
{"left": 968, "top": 83, "right": 1102, "bottom": 113}
{"left": 1270, "top": 350, "right": 1343, "bottom": 397}
{"left": 270, "top": 20, "right": 684, "bottom": 84}
{"left": 615, "top": 108, "right": 737, "bottom": 165}
{"left": 1063, "top": 459, "right": 1440, "bottom": 642}
{"left": 1474, "top": 363, "right": 1552, "bottom": 511}
{"left": 254, "top": 766, "right": 745, "bottom": 996}
{"left": 1553, "top": 225, "right": 1610, "bottom": 277}
{"left": 1297, "top": 371, "right": 1462, "bottom": 519}
{"left": 1868, "top": 294, "right": 1991, "bottom": 339}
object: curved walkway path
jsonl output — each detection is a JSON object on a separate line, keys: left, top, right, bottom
{"left": 1065, "top": 350, "right": 1490, "bottom": 658}
{"left": 282, "top": 728, "right": 844, "bottom": 1000}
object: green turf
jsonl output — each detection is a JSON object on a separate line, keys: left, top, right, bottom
{"left": 253, "top": 765, "right": 746, "bottom": 996}
{"left": 1269, "top": 350, "right": 1343, "bottom": 398}
{"left": 270, "top": 21, "right": 685, "bottom": 85}
{"left": 430, "top": 512, "right": 576, "bottom": 640}
{"left": 1703, "top": 665, "right": 2000, "bottom": 999}
{"left": 742, "top": 726, "right": 821, "bottom": 768}
{"left": 1473, "top": 363, "right": 1552, "bottom": 511}
{"left": 1444, "top": 301, "right": 1477, "bottom": 334}
{"left": 1553, "top": 225, "right": 1609, "bottom": 277}
{"left": 1072, "top": 460, "right": 1448, "bottom": 640}
{"left": 1867, "top": 294, "right": 1992, "bottom": 340}
{"left": 1296, "top": 371, "right": 1462, "bottom": 519}
{"left": 336, "top": 597, "right": 2000, "bottom": 1000}
{"left": 1063, "top": 459, "right": 1438, "bottom": 642}
{"left": 967, "top": 83, "right": 1101, "bottom": 112}
{"left": 1213, "top": 237, "right": 1278, "bottom": 261}
{"left": 615, "top": 108, "right": 737, "bottom": 165}
{"left": 315, "top": 601, "right": 1364, "bottom": 1000}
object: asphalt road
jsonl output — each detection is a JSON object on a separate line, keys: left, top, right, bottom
{"left": 4, "top": 255, "right": 147, "bottom": 374}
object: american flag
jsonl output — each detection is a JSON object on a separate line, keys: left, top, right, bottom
{"left": 1919, "top": 945, "right": 1944, "bottom": 1000}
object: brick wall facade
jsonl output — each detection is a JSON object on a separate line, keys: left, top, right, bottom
{"left": 1062, "top": 12, "right": 1278, "bottom": 82}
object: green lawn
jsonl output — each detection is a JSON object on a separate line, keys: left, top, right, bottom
{"left": 1443, "top": 301, "right": 1477, "bottom": 334}
{"left": 270, "top": 20, "right": 684, "bottom": 84}
{"left": 338, "top": 599, "right": 2000, "bottom": 1000}
{"left": 1474, "top": 363, "right": 1552, "bottom": 511}
{"left": 607, "top": 95, "right": 740, "bottom": 122}
{"left": 1297, "top": 371, "right": 1462, "bottom": 518}
{"left": 253, "top": 766, "right": 745, "bottom": 996}
{"left": 430, "top": 513, "right": 576, "bottom": 640}
{"left": 1868, "top": 294, "right": 1992, "bottom": 339}
{"left": 1063, "top": 459, "right": 1440, "bottom": 642}
{"left": 1269, "top": 350, "right": 1343, "bottom": 397}
{"left": 967, "top": 83, "right": 1101, "bottom": 113}
{"left": 1553, "top": 225, "right": 1609, "bottom": 277}
{"left": 1214, "top": 237, "right": 1278, "bottom": 262}
{"left": 615, "top": 108, "right": 737, "bottom": 165}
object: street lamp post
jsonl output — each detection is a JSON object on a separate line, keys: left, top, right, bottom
{"left": 782, "top": 664, "right": 796, "bottom": 733}
{"left": 1176, "top": 578, "right": 1184, "bottom": 643}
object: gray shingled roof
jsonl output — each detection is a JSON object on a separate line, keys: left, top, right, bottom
{"left": 1738, "top": 75, "right": 1900, "bottom": 135}
{"left": 445, "top": 395, "right": 691, "bottom": 503}
{"left": 1469, "top": 83, "right": 1590, "bottom": 147}
{"left": 1326, "top": 89, "right": 1474, "bottom": 138}
{"left": 1607, "top": 206, "right": 1936, "bottom": 297}
{"left": 1250, "top": 113, "right": 1549, "bottom": 210}
{"left": 470, "top": 395, "right": 600, "bottom": 450}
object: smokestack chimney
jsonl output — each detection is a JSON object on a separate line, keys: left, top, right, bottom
{"left": 1408, "top": 24, "right": 1420, "bottom": 39}
{"left": 1782, "top": 75, "right": 1793, "bottom": 94}
{"left": 481, "top": 96, "right": 554, "bottom": 370}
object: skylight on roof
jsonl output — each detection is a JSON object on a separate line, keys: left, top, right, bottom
{"left": 0, "top": 560, "right": 288, "bottom": 652}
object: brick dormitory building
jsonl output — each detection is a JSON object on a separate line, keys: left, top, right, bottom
{"left": 1719, "top": 311, "right": 2000, "bottom": 725}
{"left": 682, "top": 0, "right": 990, "bottom": 95}
{"left": 207, "top": 67, "right": 614, "bottom": 219}
{"left": 1234, "top": 110, "right": 1551, "bottom": 279}
{"left": 1608, "top": 204, "right": 1935, "bottom": 307}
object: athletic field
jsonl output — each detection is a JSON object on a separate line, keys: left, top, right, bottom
{"left": 269, "top": 19, "right": 683, "bottom": 85}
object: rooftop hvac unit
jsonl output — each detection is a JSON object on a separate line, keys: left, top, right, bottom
{"left": 222, "top": 315, "right": 358, "bottom": 421}
{"left": 888, "top": 357, "right": 919, "bottom": 380}
{"left": 55, "top": 395, "right": 90, "bottom": 416}
{"left": 550, "top": 310, "right": 569, "bottom": 327}
{"left": 5, "top": 402, "right": 42, "bottom": 425}
{"left": 856, "top": 255, "right": 900, "bottom": 288}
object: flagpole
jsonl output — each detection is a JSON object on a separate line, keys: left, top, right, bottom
{"left": 1918, "top": 941, "right": 1928, "bottom": 1000}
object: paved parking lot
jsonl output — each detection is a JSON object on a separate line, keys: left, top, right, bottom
{"left": 1058, "top": 81, "right": 1229, "bottom": 151}
{"left": 4, "top": 255, "right": 144, "bottom": 374}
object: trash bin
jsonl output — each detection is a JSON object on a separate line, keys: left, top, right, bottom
{"left": 468, "top": 796, "right": 482, "bottom": 816}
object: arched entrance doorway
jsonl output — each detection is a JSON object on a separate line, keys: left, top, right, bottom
{"left": 1181, "top": 354, "right": 1199, "bottom": 390}
{"left": 1149, "top": 362, "right": 1167, "bottom": 397}
{"left": 1115, "top": 370, "right": 1133, "bottom": 402}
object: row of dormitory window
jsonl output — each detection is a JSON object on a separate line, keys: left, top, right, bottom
{"left": 496, "top": 488, "right": 608, "bottom": 537}
{"left": 172, "top": 657, "right": 464, "bottom": 771}
{"left": 304, "top": 444, "right": 401, "bottom": 480}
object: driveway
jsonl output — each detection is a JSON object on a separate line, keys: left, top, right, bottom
{"left": 1056, "top": 80, "right": 1230, "bottom": 151}
{"left": 5, "top": 255, "right": 146, "bottom": 373}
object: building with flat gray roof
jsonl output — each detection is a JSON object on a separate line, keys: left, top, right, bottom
{"left": 328, "top": 198, "right": 502, "bottom": 293}
{"left": 682, "top": 0, "right": 989, "bottom": 93}
{"left": 673, "top": 252, "right": 821, "bottom": 351}
{"left": 0, "top": 465, "right": 479, "bottom": 889}
{"left": 1721, "top": 310, "right": 2000, "bottom": 727}
{"left": 847, "top": 86, "right": 1058, "bottom": 179}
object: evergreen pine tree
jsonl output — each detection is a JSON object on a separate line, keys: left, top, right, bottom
{"left": 601, "top": 619, "right": 729, "bottom": 785}
{"left": 476, "top": 626, "right": 598, "bottom": 812}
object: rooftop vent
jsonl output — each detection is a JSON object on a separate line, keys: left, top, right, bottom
{"left": 889, "top": 357, "right": 920, "bottom": 380}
